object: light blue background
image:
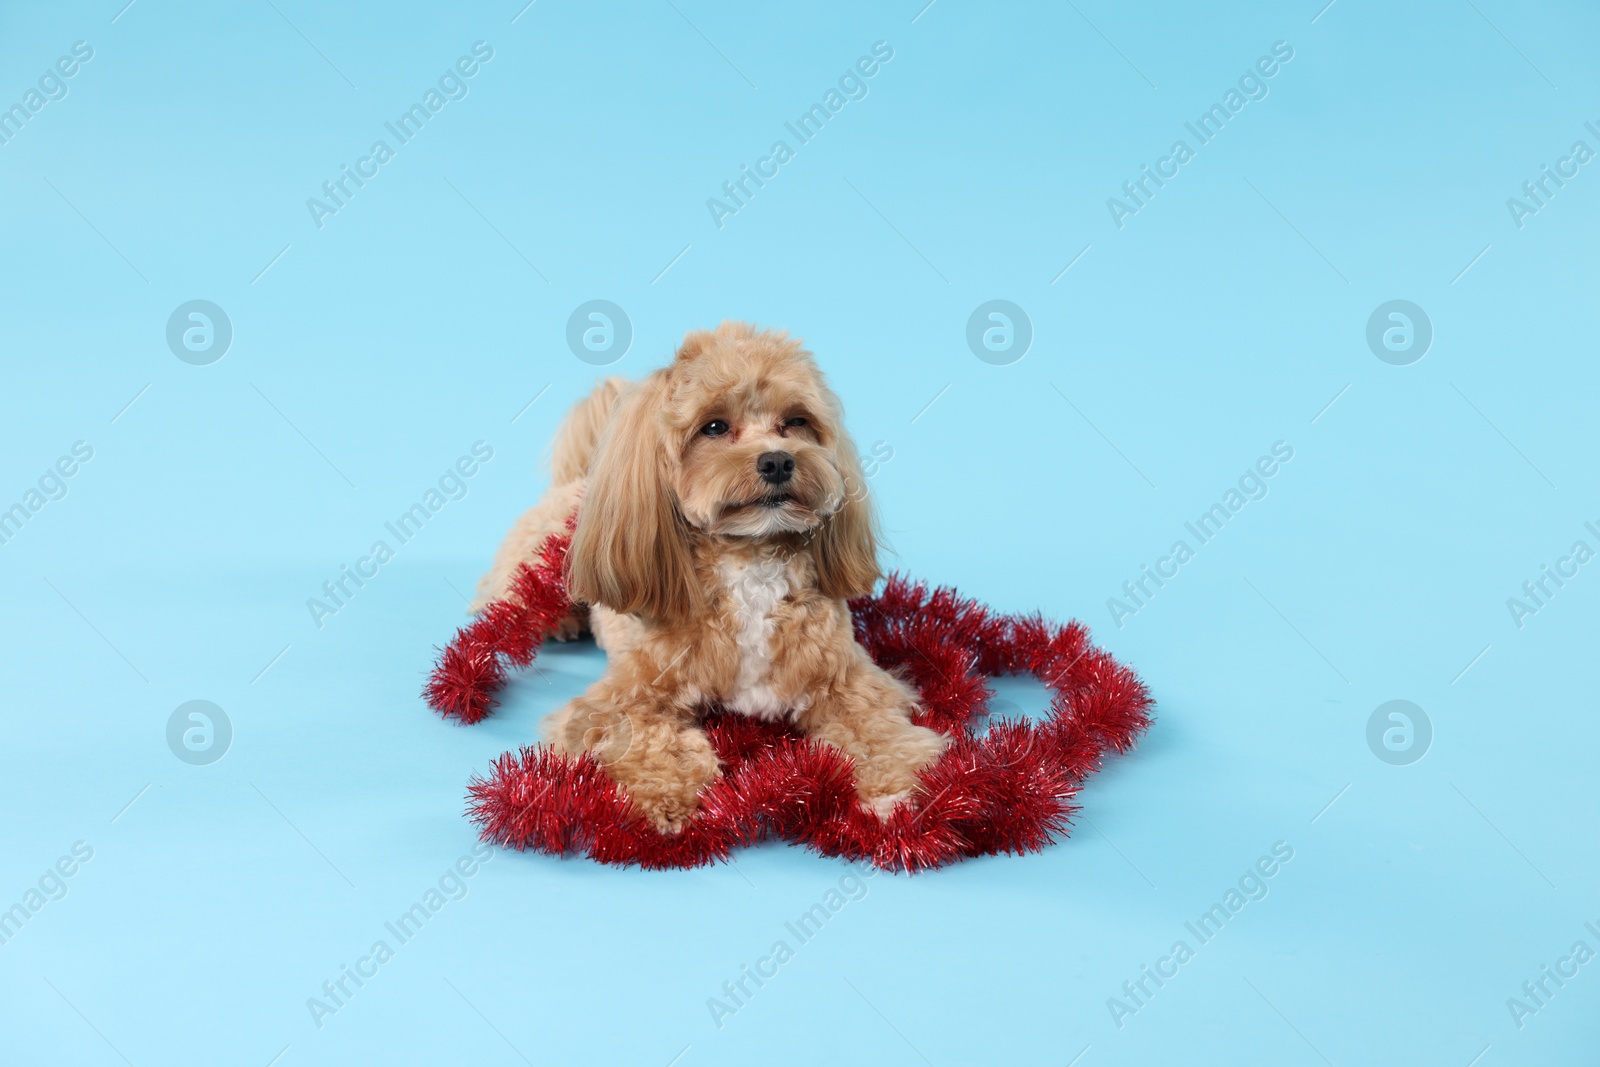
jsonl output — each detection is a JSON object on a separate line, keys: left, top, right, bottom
{"left": 2, "top": 1, "right": 1596, "bottom": 1064}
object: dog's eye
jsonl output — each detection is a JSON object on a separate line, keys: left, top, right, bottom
{"left": 783, "top": 417, "right": 808, "bottom": 429}
{"left": 700, "top": 419, "right": 730, "bottom": 437}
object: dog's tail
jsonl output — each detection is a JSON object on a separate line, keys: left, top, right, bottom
{"left": 470, "top": 377, "right": 628, "bottom": 614}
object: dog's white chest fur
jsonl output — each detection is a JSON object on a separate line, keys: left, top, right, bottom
{"left": 717, "top": 555, "right": 798, "bottom": 720}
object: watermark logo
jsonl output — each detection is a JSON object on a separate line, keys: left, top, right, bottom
{"left": 706, "top": 41, "right": 895, "bottom": 230}
{"left": 1108, "top": 841, "right": 1295, "bottom": 1028}
{"left": 708, "top": 863, "right": 876, "bottom": 1029}
{"left": 966, "top": 300, "right": 1032, "bottom": 366}
{"left": 971, "top": 697, "right": 1022, "bottom": 735}
{"left": 1365, "top": 700, "right": 1430, "bottom": 766}
{"left": 0, "top": 40, "right": 94, "bottom": 148}
{"left": 0, "top": 440, "right": 94, "bottom": 548}
{"left": 167, "top": 300, "right": 233, "bottom": 367}
{"left": 0, "top": 841, "right": 94, "bottom": 947}
{"left": 1110, "top": 441, "right": 1294, "bottom": 628}
{"left": 1506, "top": 922, "right": 1600, "bottom": 1030}
{"left": 580, "top": 707, "right": 635, "bottom": 764}
{"left": 1507, "top": 522, "right": 1599, "bottom": 629}
{"left": 969, "top": 697, "right": 1047, "bottom": 769}
{"left": 306, "top": 42, "right": 495, "bottom": 230}
{"left": 1507, "top": 122, "right": 1599, "bottom": 230}
{"left": 308, "top": 443, "right": 494, "bottom": 629}
{"left": 166, "top": 300, "right": 233, "bottom": 365}
{"left": 306, "top": 844, "right": 494, "bottom": 1029}
{"left": 565, "top": 300, "right": 632, "bottom": 365}
{"left": 1365, "top": 300, "right": 1431, "bottom": 366}
{"left": 1106, "top": 41, "right": 1295, "bottom": 229}
{"left": 166, "top": 700, "right": 232, "bottom": 766}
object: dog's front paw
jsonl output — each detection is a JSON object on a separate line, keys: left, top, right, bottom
{"left": 860, "top": 788, "right": 914, "bottom": 820}
{"left": 847, "top": 720, "right": 949, "bottom": 820}
{"left": 632, "top": 793, "right": 700, "bottom": 835}
{"left": 604, "top": 721, "right": 721, "bottom": 835}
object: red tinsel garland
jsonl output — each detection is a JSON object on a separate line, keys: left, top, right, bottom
{"left": 424, "top": 523, "right": 1153, "bottom": 872}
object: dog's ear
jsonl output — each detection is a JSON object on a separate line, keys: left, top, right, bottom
{"left": 813, "top": 428, "right": 882, "bottom": 600}
{"left": 567, "top": 376, "right": 699, "bottom": 621}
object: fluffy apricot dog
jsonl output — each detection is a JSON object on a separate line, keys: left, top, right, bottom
{"left": 474, "top": 322, "right": 947, "bottom": 832}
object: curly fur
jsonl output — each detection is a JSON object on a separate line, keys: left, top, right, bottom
{"left": 480, "top": 322, "right": 947, "bottom": 832}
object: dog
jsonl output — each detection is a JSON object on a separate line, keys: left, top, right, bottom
{"left": 473, "top": 322, "right": 948, "bottom": 833}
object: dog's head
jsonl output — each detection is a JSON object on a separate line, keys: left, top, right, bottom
{"left": 568, "top": 321, "right": 879, "bottom": 620}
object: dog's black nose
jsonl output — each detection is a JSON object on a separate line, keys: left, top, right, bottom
{"left": 757, "top": 451, "right": 795, "bottom": 485}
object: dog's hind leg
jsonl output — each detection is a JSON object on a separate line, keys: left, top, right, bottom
{"left": 471, "top": 479, "right": 587, "bottom": 634}
{"left": 470, "top": 377, "right": 629, "bottom": 633}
